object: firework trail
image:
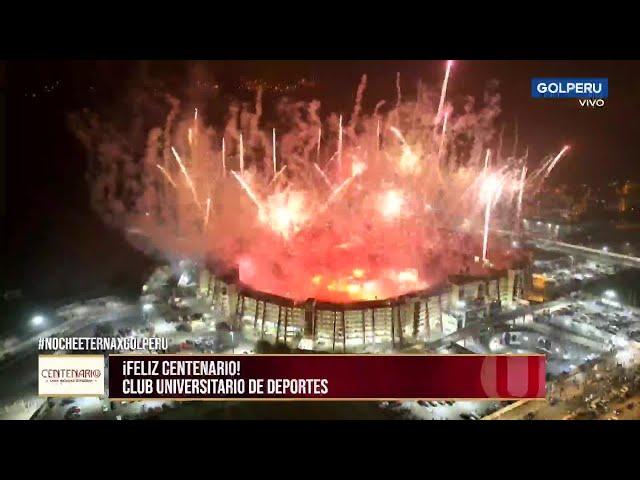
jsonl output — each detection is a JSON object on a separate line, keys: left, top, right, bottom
{"left": 544, "top": 145, "right": 570, "bottom": 178}
{"left": 231, "top": 170, "right": 263, "bottom": 215}
{"left": 204, "top": 197, "right": 211, "bottom": 231}
{"left": 171, "top": 146, "right": 202, "bottom": 210}
{"left": 436, "top": 60, "right": 453, "bottom": 122}
{"left": 327, "top": 174, "right": 358, "bottom": 206}
{"left": 156, "top": 164, "right": 177, "bottom": 188}
{"left": 239, "top": 133, "right": 244, "bottom": 175}
{"left": 268, "top": 165, "right": 288, "bottom": 188}
{"left": 516, "top": 166, "right": 527, "bottom": 231}
{"left": 313, "top": 162, "right": 333, "bottom": 188}
{"left": 272, "top": 128, "right": 277, "bottom": 176}
{"left": 438, "top": 110, "right": 449, "bottom": 158}
{"left": 221, "top": 138, "right": 226, "bottom": 178}
{"left": 316, "top": 127, "right": 322, "bottom": 163}
{"left": 481, "top": 174, "right": 503, "bottom": 262}
{"left": 484, "top": 149, "right": 492, "bottom": 172}
{"left": 338, "top": 114, "right": 343, "bottom": 176}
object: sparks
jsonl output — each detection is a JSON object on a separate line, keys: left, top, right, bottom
{"left": 544, "top": 145, "right": 571, "bottom": 178}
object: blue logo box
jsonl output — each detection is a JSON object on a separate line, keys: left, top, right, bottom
{"left": 531, "top": 78, "right": 608, "bottom": 99}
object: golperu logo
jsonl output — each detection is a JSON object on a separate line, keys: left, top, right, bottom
{"left": 532, "top": 78, "right": 608, "bottom": 108}
{"left": 531, "top": 78, "right": 608, "bottom": 99}
{"left": 480, "top": 355, "right": 546, "bottom": 398}
{"left": 39, "top": 355, "right": 105, "bottom": 396}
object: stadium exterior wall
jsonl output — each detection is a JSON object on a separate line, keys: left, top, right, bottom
{"left": 197, "top": 261, "right": 532, "bottom": 352}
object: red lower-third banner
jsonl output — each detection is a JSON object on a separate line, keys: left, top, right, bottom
{"left": 108, "top": 354, "right": 546, "bottom": 400}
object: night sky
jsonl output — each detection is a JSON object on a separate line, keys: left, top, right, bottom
{"left": 4, "top": 60, "right": 640, "bottom": 301}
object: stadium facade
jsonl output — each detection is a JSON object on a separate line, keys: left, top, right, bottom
{"left": 197, "top": 260, "right": 532, "bottom": 352}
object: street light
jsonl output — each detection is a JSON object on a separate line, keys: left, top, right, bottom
{"left": 604, "top": 290, "right": 617, "bottom": 299}
{"left": 31, "top": 315, "right": 45, "bottom": 328}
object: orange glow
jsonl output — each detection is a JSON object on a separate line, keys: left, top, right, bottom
{"left": 397, "top": 269, "right": 419, "bottom": 283}
{"left": 352, "top": 268, "right": 365, "bottom": 278}
{"left": 346, "top": 283, "right": 361, "bottom": 295}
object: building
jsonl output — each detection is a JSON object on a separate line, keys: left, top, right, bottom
{"left": 619, "top": 181, "right": 640, "bottom": 213}
{"left": 197, "top": 259, "right": 531, "bottom": 353}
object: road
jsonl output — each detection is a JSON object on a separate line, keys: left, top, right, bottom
{"left": 534, "top": 238, "right": 640, "bottom": 269}
{"left": 497, "top": 228, "right": 640, "bottom": 269}
{"left": 1, "top": 304, "right": 138, "bottom": 361}
{"left": 425, "top": 297, "right": 571, "bottom": 351}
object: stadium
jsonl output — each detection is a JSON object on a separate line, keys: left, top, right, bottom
{"left": 197, "top": 256, "right": 532, "bottom": 352}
